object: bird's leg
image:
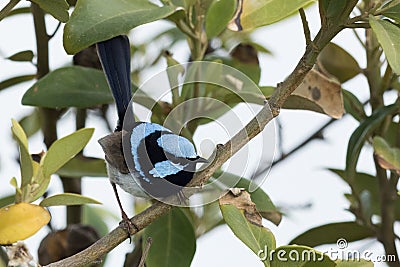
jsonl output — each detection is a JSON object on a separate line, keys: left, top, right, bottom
{"left": 111, "top": 182, "right": 139, "bottom": 239}
{"left": 177, "top": 190, "right": 190, "bottom": 206}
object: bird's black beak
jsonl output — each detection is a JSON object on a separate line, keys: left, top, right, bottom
{"left": 195, "top": 156, "right": 209, "bottom": 164}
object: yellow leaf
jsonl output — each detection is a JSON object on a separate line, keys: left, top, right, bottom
{"left": 0, "top": 203, "right": 51, "bottom": 245}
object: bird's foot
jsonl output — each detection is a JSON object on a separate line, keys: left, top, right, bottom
{"left": 119, "top": 212, "right": 139, "bottom": 243}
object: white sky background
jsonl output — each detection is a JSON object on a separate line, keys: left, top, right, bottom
{"left": 0, "top": 2, "right": 396, "bottom": 266}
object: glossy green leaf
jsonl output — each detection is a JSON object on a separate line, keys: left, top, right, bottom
{"left": 270, "top": 245, "right": 335, "bottom": 267}
{"left": 206, "top": 0, "right": 236, "bottom": 38}
{"left": 7, "top": 50, "right": 34, "bottom": 62}
{"left": 64, "top": 0, "right": 178, "bottom": 54}
{"left": 369, "top": 16, "right": 400, "bottom": 74}
{"left": 335, "top": 259, "right": 373, "bottom": 267}
{"left": 19, "top": 109, "right": 41, "bottom": 138}
{"left": 289, "top": 222, "right": 375, "bottom": 247}
{"left": 346, "top": 104, "right": 398, "bottom": 180}
{"left": 57, "top": 156, "right": 107, "bottom": 178}
{"left": 22, "top": 66, "right": 113, "bottom": 108}
{"left": 373, "top": 136, "right": 400, "bottom": 171}
{"left": 379, "top": 0, "right": 400, "bottom": 22}
{"left": 220, "top": 204, "right": 275, "bottom": 266}
{"left": 0, "top": 75, "right": 35, "bottom": 92}
{"left": 30, "top": 0, "right": 69, "bottom": 22}
{"left": 228, "top": 0, "right": 314, "bottom": 31}
{"left": 318, "top": 43, "right": 361, "bottom": 83}
{"left": 143, "top": 208, "right": 196, "bottom": 267}
{"left": 11, "top": 119, "right": 33, "bottom": 188}
{"left": 0, "top": 195, "right": 14, "bottom": 209}
{"left": 42, "top": 128, "right": 94, "bottom": 178}
{"left": 342, "top": 89, "right": 366, "bottom": 121}
{"left": 39, "top": 193, "right": 101, "bottom": 207}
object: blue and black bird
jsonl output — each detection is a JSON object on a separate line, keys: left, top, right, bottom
{"left": 96, "top": 36, "right": 207, "bottom": 220}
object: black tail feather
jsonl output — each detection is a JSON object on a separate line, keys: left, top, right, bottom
{"left": 97, "top": 35, "right": 132, "bottom": 131}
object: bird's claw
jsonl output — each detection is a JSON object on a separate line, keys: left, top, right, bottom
{"left": 120, "top": 212, "right": 139, "bottom": 243}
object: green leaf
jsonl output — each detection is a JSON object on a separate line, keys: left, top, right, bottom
{"left": 369, "top": 16, "right": 400, "bottom": 74}
{"left": 346, "top": 104, "right": 398, "bottom": 180}
{"left": 83, "top": 206, "right": 114, "bottom": 237}
{"left": 330, "top": 169, "right": 400, "bottom": 219}
{"left": 9, "top": 177, "right": 22, "bottom": 201}
{"left": 220, "top": 204, "right": 275, "bottom": 266}
{"left": 39, "top": 193, "right": 101, "bottom": 207}
{"left": 7, "top": 50, "right": 34, "bottom": 62}
{"left": 373, "top": 136, "right": 400, "bottom": 172}
{"left": 320, "top": 0, "right": 347, "bottom": 19}
{"left": 57, "top": 156, "right": 107, "bottom": 178}
{"left": 335, "top": 259, "right": 374, "bottom": 267}
{"left": 228, "top": 0, "right": 314, "bottom": 31}
{"left": 289, "top": 222, "right": 375, "bottom": 247}
{"left": 6, "top": 7, "right": 31, "bottom": 18}
{"left": 19, "top": 109, "right": 41, "bottom": 138}
{"left": 11, "top": 119, "right": 33, "bottom": 188}
{"left": 42, "top": 128, "right": 94, "bottom": 178}
{"left": 378, "top": 0, "right": 400, "bottom": 22}
{"left": 342, "top": 89, "right": 366, "bottom": 121}
{"left": 63, "top": 0, "right": 178, "bottom": 54}
{"left": 0, "top": 195, "right": 15, "bottom": 208}
{"left": 205, "top": 0, "right": 236, "bottom": 38}
{"left": 22, "top": 66, "right": 113, "bottom": 108}
{"left": 270, "top": 245, "right": 335, "bottom": 267}
{"left": 318, "top": 43, "right": 361, "bottom": 83}
{"left": 143, "top": 208, "right": 196, "bottom": 267}
{"left": 0, "top": 75, "right": 36, "bottom": 92}
{"left": 30, "top": 0, "right": 69, "bottom": 22}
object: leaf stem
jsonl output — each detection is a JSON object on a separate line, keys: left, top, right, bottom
{"left": 299, "top": 8, "right": 311, "bottom": 46}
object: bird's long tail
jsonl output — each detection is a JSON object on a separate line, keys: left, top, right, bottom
{"left": 97, "top": 35, "right": 132, "bottom": 131}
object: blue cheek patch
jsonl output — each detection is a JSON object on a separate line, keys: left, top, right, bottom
{"left": 130, "top": 123, "right": 171, "bottom": 177}
{"left": 149, "top": 160, "right": 188, "bottom": 178}
{"left": 157, "top": 135, "right": 197, "bottom": 159}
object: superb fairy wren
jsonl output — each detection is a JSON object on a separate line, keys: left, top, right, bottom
{"left": 96, "top": 35, "right": 207, "bottom": 221}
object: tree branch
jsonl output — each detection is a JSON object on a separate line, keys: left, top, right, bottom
{"left": 0, "top": 0, "right": 20, "bottom": 22}
{"left": 45, "top": 13, "right": 345, "bottom": 267}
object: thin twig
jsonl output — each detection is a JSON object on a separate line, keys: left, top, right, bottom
{"left": 351, "top": 28, "right": 366, "bottom": 48}
{"left": 138, "top": 237, "right": 153, "bottom": 267}
{"left": 0, "top": 0, "right": 20, "bottom": 21}
{"left": 346, "top": 22, "right": 370, "bottom": 28}
{"left": 272, "top": 118, "right": 334, "bottom": 167}
{"left": 299, "top": 8, "right": 311, "bottom": 46}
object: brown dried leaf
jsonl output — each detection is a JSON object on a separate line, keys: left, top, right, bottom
{"left": 219, "top": 189, "right": 262, "bottom": 226}
{"left": 292, "top": 69, "right": 344, "bottom": 119}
